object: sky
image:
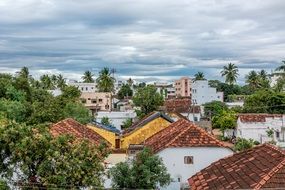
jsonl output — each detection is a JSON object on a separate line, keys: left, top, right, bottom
{"left": 0, "top": 0, "right": 285, "bottom": 83}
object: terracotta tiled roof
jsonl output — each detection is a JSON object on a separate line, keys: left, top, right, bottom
{"left": 122, "top": 112, "right": 173, "bottom": 135}
{"left": 188, "top": 144, "right": 285, "bottom": 190}
{"left": 144, "top": 119, "right": 227, "bottom": 153}
{"left": 164, "top": 98, "right": 200, "bottom": 113}
{"left": 238, "top": 113, "right": 282, "bottom": 123}
{"left": 50, "top": 118, "right": 110, "bottom": 145}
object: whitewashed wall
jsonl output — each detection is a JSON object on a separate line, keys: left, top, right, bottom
{"left": 237, "top": 116, "right": 285, "bottom": 143}
{"left": 158, "top": 147, "right": 233, "bottom": 189}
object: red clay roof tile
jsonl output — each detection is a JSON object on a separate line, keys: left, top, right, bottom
{"left": 188, "top": 143, "right": 285, "bottom": 189}
{"left": 238, "top": 113, "right": 282, "bottom": 123}
{"left": 144, "top": 119, "right": 227, "bottom": 153}
{"left": 50, "top": 118, "right": 109, "bottom": 145}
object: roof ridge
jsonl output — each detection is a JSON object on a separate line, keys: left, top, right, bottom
{"left": 254, "top": 157, "right": 285, "bottom": 189}
{"left": 165, "top": 119, "right": 191, "bottom": 148}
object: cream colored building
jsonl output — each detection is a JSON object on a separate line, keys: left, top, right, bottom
{"left": 80, "top": 92, "right": 112, "bottom": 115}
{"left": 175, "top": 77, "right": 192, "bottom": 98}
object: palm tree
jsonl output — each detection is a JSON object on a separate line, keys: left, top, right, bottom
{"left": 259, "top": 70, "right": 268, "bottom": 80}
{"left": 57, "top": 74, "right": 66, "bottom": 89}
{"left": 127, "top": 78, "right": 134, "bottom": 87}
{"left": 96, "top": 68, "right": 115, "bottom": 92}
{"left": 276, "top": 60, "right": 285, "bottom": 72}
{"left": 40, "top": 74, "right": 53, "bottom": 89}
{"left": 194, "top": 72, "right": 206, "bottom": 80}
{"left": 82, "top": 70, "right": 94, "bottom": 83}
{"left": 246, "top": 70, "right": 260, "bottom": 89}
{"left": 220, "top": 63, "right": 239, "bottom": 85}
{"left": 18, "top": 66, "right": 30, "bottom": 79}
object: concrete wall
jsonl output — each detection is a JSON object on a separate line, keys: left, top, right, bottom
{"left": 68, "top": 82, "right": 97, "bottom": 92}
{"left": 158, "top": 147, "right": 233, "bottom": 189}
{"left": 192, "top": 80, "right": 223, "bottom": 105}
{"left": 96, "top": 111, "right": 137, "bottom": 131}
{"left": 121, "top": 117, "right": 171, "bottom": 149}
{"left": 237, "top": 116, "right": 285, "bottom": 143}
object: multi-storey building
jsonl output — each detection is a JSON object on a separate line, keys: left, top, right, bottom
{"left": 191, "top": 80, "right": 223, "bottom": 105}
{"left": 80, "top": 92, "right": 112, "bottom": 115}
{"left": 154, "top": 82, "right": 176, "bottom": 99}
{"left": 68, "top": 82, "right": 97, "bottom": 92}
{"left": 175, "top": 77, "right": 192, "bottom": 98}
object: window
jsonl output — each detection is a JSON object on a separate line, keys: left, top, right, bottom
{"left": 81, "top": 99, "right": 86, "bottom": 104}
{"left": 99, "top": 99, "right": 103, "bottom": 103}
{"left": 105, "top": 104, "right": 110, "bottom": 109}
{"left": 81, "top": 87, "right": 84, "bottom": 91}
{"left": 91, "top": 99, "right": 97, "bottom": 104}
{"left": 194, "top": 117, "right": 198, "bottom": 122}
{"left": 184, "top": 156, "right": 193, "bottom": 164}
{"left": 276, "top": 131, "right": 280, "bottom": 138}
{"left": 86, "top": 87, "right": 88, "bottom": 91}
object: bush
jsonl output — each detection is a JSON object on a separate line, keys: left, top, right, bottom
{"left": 234, "top": 138, "right": 255, "bottom": 152}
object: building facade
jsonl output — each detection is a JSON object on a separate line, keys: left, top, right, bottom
{"left": 192, "top": 80, "right": 223, "bottom": 105}
{"left": 80, "top": 92, "right": 112, "bottom": 115}
{"left": 175, "top": 77, "right": 192, "bottom": 98}
{"left": 154, "top": 82, "right": 176, "bottom": 99}
{"left": 68, "top": 82, "right": 97, "bottom": 92}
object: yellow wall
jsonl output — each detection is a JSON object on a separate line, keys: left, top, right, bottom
{"left": 121, "top": 117, "right": 171, "bottom": 149}
{"left": 87, "top": 125, "right": 117, "bottom": 148}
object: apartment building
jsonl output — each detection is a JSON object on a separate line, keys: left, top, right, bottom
{"left": 175, "top": 77, "right": 192, "bottom": 98}
{"left": 154, "top": 82, "right": 176, "bottom": 99}
{"left": 80, "top": 92, "right": 112, "bottom": 115}
{"left": 68, "top": 82, "right": 97, "bottom": 92}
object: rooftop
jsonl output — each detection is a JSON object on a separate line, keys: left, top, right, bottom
{"left": 50, "top": 118, "right": 109, "bottom": 145}
{"left": 238, "top": 113, "right": 283, "bottom": 123}
{"left": 188, "top": 143, "right": 285, "bottom": 189}
{"left": 145, "top": 119, "right": 227, "bottom": 153}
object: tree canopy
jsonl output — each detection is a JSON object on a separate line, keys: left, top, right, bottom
{"left": 117, "top": 84, "right": 133, "bottom": 99}
{"left": 221, "top": 63, "right": 239, "bottom": 85}
{"left": 110, "top": 148, "right": 171, "bottom": 189}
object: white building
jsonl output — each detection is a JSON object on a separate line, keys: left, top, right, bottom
{"left": 192, "top": 80, "right": 223, "bottom": 105}
{"left": 270, "top": 71, "right": 284, "bottom": 87}
{"left": 68, "top": 82, "right": 97, "bottom": 92}
{"left": 154, "top": 82, "right": 176, "bottom": 99}
{"left": 237, "top": 114, "right": 285, "bottom": 145}
{"left": 95, "top": 111, "right": 137, "bottom": 131}
{"left": 144, "top": 119, "right": 233, "bottom": 189}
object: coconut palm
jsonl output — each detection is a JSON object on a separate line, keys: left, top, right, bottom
{"left": 246, "top": 70, "right": 260, "bottom": 89}
{"left": 276, "top": 60, "right": 285, "bottom": 72}
{"left": 57, "top": 74, "right": 66, "bottom": 89}
{"left": 17, "top": 66, "right": 30, "bottom": 79}
{"left": 194, "top": 72, "right": 206, "bottom": 80}
{"left": 96, "top": 68, "right": 115, "bottom": 92}
{"left": 40, "top": 74, "right": 53, "bottom": 89}
{"left": 220, "top": 63, "right": 239, "bottom": 85}
{"left": 82, "top": 70, "right": 94, "bottom": 83}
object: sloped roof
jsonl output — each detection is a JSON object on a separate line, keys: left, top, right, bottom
{"left": 164, "top": 98, "right": 201, "bottom": 113}
{"left": 50, "top": 118, "right": 109, "bottom": 145}
{"left": 144, "top": 119, "right": 227, "bottom": 153}
{"left": 90, "top": 121, "right": 120, "bottom": 134}
{"left": 122, "top": 111, "right": 173, "bottom": 135}
{"left": 238, "top": 113, "right": 283, "bottom": 123}
{"left": 188, "top": 144, "right": 285, "bottom": 190}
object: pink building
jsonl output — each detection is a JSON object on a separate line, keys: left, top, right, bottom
{"left": 175, "top": 77, "right": 192, "bottom": 98}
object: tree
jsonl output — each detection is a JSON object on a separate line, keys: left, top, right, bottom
{"left": 60, "top": 85, "right": 81, "bottom": 102}
{"left": 243, "top": 90, "right": 285, "bottom": 114}
{"left": 63, "top": 102, "right": 92, "bottom": 124}
{"left": 194, "top": 72, "right": 206, "bottom": 80}
{"left": 132, "top": 85, "right": 164, "bottom": 117}
{"left": 276, "top": 60, "right": 285, "bottom": 73}
{"left": 221, "top": 63, "right": 239, "bottom": 85}
{"left": 127, "top": 78, "right": 134, "bottom": 87}
{"left": 274, "top": 77, "right": 285, "bottom": 92}
{"left": 117, "top": 84, "right": 133, "bottom": 99}
{"left": 0, "top": 121, "right": 109, "bottom": 189}
{"left": 212, "top": 110, "right": 237, "bottom": 136}
{"left": 121, "top": 118, "right": 132, "bottom": 129}
{"left": 40, "top": 74, "right": 53, "bottom": 90}
{"left": 96, "top": 68, "right": 115, "bottom": 92}
{"left": 110, "top": 148, "right": 171, "bottom": 189}
{"left": 82, "top": 70, "right": 95, "bottom": 83}
{"left": 101, "top": 116, "right": 111, "bottom": 125}
{"left": 57, "top": 74, "right": 66, "bottom": 89}
{"left": 245, "top": 70, "right": 260, "bottom": 89}
{"left": 234, "top": 138, "right": 256, "bottom": 152}
{"left": 203, "top": 101, "right": 228, "bottom": 118}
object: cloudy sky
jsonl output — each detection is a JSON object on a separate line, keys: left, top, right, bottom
{"left": 0, "top": 0, "right": 284, "bottom": 83}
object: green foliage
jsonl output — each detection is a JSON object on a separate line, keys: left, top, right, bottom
{"left": 203, "top": 101, "right": 228, "bottom": 118}
{"left": 101, "top": 116, "right": 111, "bottom": 125}
{"left": 60, "top": 85, "right": 81, "bottom": 101}
{"left": 110, "top": 148, "right": 171, "bottom": 189}
{"left": 243, "top": 90, "right": 285, "bottom": 114}
{"left": 0, "top": 99, "right": 28, "bottom": 122}
{"left": 133, "top": 85, "right": 164, "bottom": 117}
{"left": 63, "top": 102, "right": 92, "bottom": 124}
{"left": 96, "top": 68, "right": 115, "bottom": 92}
{"left": 82, "top": 70, "right": 95, "bottom": 83}
{"left": 194, "top": 72, "right": 206, "bottom": 80}
{"left": 234, "top": 138, "right": 255, "bottom": 152}
{"left": 121, "top": 118, "right": 132, "bottom": 129}
{"left": 0, "top": 179, "right": 9, "bottom": 190}
{"left": 118, "top": 84, "right": 133, "bottom": 99}
{"left": 266, "top": 128, "right": 274, "bottom": 138}
{"left": 221, "top": 63, "right": 239, "bottom": 85}
{"left": 0, "top": 121, "right": 109, "bottom": 189}
{"left": 212, "top": 110, "right": 237, "bottom": 134}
